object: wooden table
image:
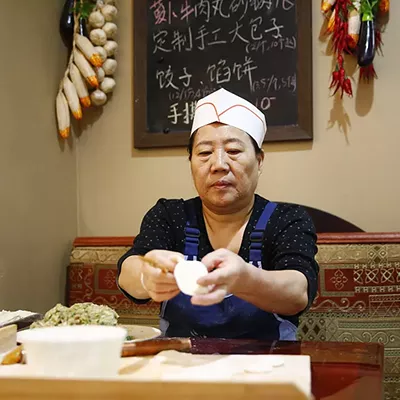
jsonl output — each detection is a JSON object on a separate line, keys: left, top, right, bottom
{"left": 187, "top": 339, "right": 384, "bottom": 400}
{"left": 0, "top": 339, "right": 384, "bottom": 400}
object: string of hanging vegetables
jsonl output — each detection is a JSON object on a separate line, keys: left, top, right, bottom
{"left": 321, "top": 0, "right": 389, "bottom": 99}
{"left": 56, "top": 0, "right": 118, "bottom": 139}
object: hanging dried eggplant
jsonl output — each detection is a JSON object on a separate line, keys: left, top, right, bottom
{"left": 358, "top": 1, "right": 377, "bottom": 67}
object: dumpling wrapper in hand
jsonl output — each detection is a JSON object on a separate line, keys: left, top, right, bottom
{"left": 174, "top": 260, "right": 211, "bottom": 296}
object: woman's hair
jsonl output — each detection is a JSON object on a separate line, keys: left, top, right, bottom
{"left": 187, "top": 130, "right": 262, "bottom": 160}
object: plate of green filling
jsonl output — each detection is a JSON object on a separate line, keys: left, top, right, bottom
{"left": 28, "top": 303, "right": 161, "bottom": 343}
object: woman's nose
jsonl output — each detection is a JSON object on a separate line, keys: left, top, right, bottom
{"left": 210, "top": 150, "right": 229, "bottom": 172}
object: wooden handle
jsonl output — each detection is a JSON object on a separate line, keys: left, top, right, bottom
{"left": 138, "top": 256, "right": 169, "bottom": 273}
{"left": 121, "top": 338, "right": 191, "bottom": 357}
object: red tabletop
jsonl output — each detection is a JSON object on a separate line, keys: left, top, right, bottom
{"left": 188, "top": 339, "right": 384, "bottom": 400}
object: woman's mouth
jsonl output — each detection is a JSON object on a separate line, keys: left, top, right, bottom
{"left": 212, "top": 180, "right": 231, "bottom": 189}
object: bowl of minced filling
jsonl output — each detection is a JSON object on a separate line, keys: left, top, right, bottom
{"left": 1, "top": 303, "right": 161, "bottom": 367}
{"left": 29, "top": 303, "right": 120, "bottom": 330}
{"left": 27, "top": 302, "right": 161, "bottom": 343}
{"left": 14, "top": 302, "right": 162, "bottom": 376}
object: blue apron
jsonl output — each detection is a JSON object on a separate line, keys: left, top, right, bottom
{"left": 159, "top": 201, "right": 297, "bottom": 340}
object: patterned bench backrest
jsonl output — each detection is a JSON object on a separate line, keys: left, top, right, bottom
{"left": 68, "top": 234, "right": 400, "bottom": 400}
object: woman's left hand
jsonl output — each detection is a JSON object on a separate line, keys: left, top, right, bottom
{"left": 191, "top": 249, "right": 249, "bottom": 306}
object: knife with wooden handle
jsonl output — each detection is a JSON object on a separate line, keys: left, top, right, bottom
{"left": 121, "top": 337, "right": 192, "bottom": 357}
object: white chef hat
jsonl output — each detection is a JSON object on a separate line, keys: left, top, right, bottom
{"left": 190, "top": 88, "right": 267, "bottom": 148}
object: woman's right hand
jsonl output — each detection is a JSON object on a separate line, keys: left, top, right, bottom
{"left": 140, "top": 250, "right": 184, "bottom": 302}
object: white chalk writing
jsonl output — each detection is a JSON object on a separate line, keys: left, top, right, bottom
{"left": 171, "top": 28, "right": 193, "bottom": 52}
{"left": 156, "top": 67, "right": 194, "bottom": 90}
{"left": 246, "top": 36, "right": 297, "bottom": 54}
{"left": 148, "top": 0, "right": 298, "bottom": 129}
{"left": 209, "top": 28, "right": 227, "bottom": 46}
{"left": 229, "top": 0, "right": 248, "bottom": 20}
{"left": 153, "top": 30, "right": 171, "bottom": 53}
{"left": 264, "top": 18, "right": 284, "bottom": 39}
{"left": 168, "top": 86, "right": 216, "bottom": 102}
{"left": 179, "top": 67, "right": 193, "bottom": 87}
{"left": 279, "top": 0, "right": 295, "bottom": 11}
{"left": 156, "top": 65, "right": 179, "bottom": 90}
{"left": 194, "top": 0, "right": 211, "bottom": 22}
{"left": 207, "top": 56, "right": 257, "bottom": 90}
{"left": 180, "top": 0, "right": 195, "bottom": 22}
{"left": 229, "top": 21, "right": 249, "bottom": 44}
{"left": 251, "top": 74, "right": 296, "bottom": 93}
{"left": 250, "top": 17, "right": 263, "bottom": 40}
{"left": 167, "top": 103, "right": 181, "bottom": 124}
{"left": 195, "top": 25, "right": 209, "bottom": 50}
{"left": 152, "top": 19, "right": 294, "bottom": 53}
{"left": 207, "top": 59, "right": 231, "bottom": 84}
{"left": 211, "top": 0, "right": 230, "bottom": 19}
{"left": 254, "top": 96, "right": 277, "bottom": 111}
{"left": 167, "top": 101, "right": 197, "bottom": 124}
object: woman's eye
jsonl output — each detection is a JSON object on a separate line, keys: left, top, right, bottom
{"left": 227, "top": 149, "right": 241, "bottom": 155}
{"left": 198, "top": 151, "right": 211, "bottom": 156}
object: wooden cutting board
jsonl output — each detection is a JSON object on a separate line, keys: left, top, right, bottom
{"left": 0, "top": 352, "right": 312, "bottom": 400}
{"left": 118, "top": 351, "right": 311, "bottom": 395}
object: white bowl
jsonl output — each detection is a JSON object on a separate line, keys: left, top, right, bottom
{"left": 17, "top": 325, "right": 127, "bottom": 378}
{"left": 122, "top": 324, "right": 161, "bottom": 343}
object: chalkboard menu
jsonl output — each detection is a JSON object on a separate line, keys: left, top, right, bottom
{"left": 133, "top": 0, "right": 312, "bottom": 148}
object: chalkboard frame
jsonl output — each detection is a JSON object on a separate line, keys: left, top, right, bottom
{"left": 133, "top": 0, "right": 313, "bottom": 149}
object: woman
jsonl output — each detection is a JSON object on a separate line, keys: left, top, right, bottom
{"left": 118, "top": 88, "right": 319, "bottom": 340}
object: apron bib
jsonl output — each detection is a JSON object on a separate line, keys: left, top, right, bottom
{"left": 159, "top": 201, "right": 297, "bottom": 340}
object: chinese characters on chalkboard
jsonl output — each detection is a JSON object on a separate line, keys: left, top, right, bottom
{"left": 133, "top": 0, "right": 312, "bottom": 148}
{"left": 147, "top": 0, "right": 297, "bottom": 133}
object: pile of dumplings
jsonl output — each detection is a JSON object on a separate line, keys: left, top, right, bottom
{"left": 56, "top": 0, "right": 118, "bottom": 139}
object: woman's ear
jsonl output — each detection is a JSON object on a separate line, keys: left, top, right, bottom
{"left": 257, "top": 149, "right": 264, "bottom": 174}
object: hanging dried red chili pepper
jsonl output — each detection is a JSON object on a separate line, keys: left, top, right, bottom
{"left": 321, "top": 0, "right": 388, "bottom": 98}
{"left": 322, "top": 0, "right": 354, "bottom": 97}
{"left": 379, "top": 0, "right": 389, "bottom": 14}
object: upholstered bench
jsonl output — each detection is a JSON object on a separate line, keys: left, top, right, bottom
{"left": 67, "top": 233, "right": 400, "bottom": 400}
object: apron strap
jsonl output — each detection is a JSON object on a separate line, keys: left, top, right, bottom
{"left": 183, "top": 201, "right": 200, "bottom": 260}
{"left": 249, "top": 201, "right": 278, "bottom": 264}
{"left": 183, "top": 200, "right": 278, "bottom": 263}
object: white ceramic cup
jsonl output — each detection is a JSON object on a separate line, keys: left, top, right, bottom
{"left": 17, "top": 325, "right": 127, "bottom": 378}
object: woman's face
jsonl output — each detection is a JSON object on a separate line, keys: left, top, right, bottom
{"left": 190, "top": 123, "right": 264, "bottom": 213}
